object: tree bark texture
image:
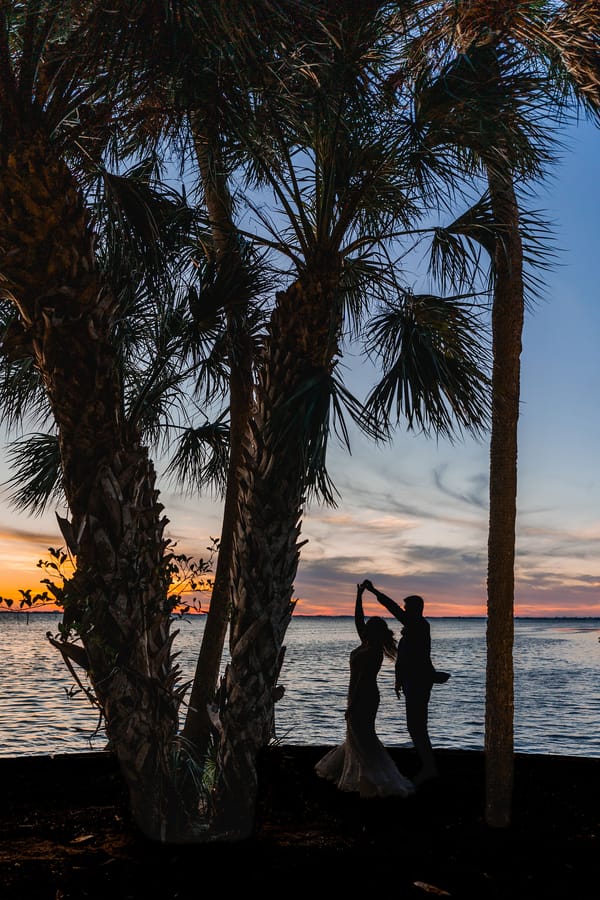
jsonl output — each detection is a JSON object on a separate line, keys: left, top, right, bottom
{"left": 212, "top": 265, "right": 341, "bottom": 838}
{"left": 0, "top": 134, "right": 182, "bottom": 840}
{"left": 485, "top": 169, "right": 523, "bottom": 828}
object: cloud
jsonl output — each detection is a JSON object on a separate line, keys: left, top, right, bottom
{"left": 294, "top": 483, "right": 600, "bottom": 616}
{"left": 294, "top": 542, "right": 489, "bottom": 616}
{"left": 314, "top": 480, "right": 430, "bottom": 522}
{"left": 0, "top": 525, "right": 61, "bottom": 545}
{"left": 432, "top": 464, "right": 488, "bottom": 509}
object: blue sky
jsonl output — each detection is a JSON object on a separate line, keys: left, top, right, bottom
{"left": 1, "top": 117, "right": 599, "bottom": 616}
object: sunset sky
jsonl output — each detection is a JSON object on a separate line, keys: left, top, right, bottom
{"left": 1, "top": 118, "right": 599, "bottom": 618}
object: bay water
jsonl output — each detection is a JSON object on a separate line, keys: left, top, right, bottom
{"left": 1, "top": 613, "right": 598, "bottom": 758}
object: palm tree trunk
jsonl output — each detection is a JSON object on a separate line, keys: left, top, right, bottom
{"left": 484, "top": 167, "right": 523, "bottom": 828}
{"left": 212, "top": 267, "right": 340, "bottom": 838}
{"left": 0, "top": 134, "right": 181, "bottom": 840}
{"left": 181, "top": 113, "right": 254, "bottom": 761}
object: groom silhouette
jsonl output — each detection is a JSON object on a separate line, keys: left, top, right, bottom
{"left": 361, "top": 580, "right": 449, "bottom": 785}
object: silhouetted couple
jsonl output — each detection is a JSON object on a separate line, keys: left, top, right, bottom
{"left": 315, "top": 580, "right": 450, "bottom": 797}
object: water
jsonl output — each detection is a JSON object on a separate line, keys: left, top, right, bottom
{"left": 1, "top": 613, "right": 599, "bottom": 758}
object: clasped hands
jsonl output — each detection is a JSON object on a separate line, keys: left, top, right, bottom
{"left": 357, "top": 578, "right": 375, "bottom": 594}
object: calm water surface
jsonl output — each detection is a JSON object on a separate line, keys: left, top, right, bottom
{"left": 1, "top": 613, "right": 598, "bottom": 758}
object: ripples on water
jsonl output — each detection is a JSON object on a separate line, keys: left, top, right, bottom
{"left": 1, "top": 613, "right": 598, "bottom": 758}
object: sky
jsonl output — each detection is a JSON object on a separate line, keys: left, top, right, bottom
{"left": 1, "top": 118, "right": 599, "bottom": 618}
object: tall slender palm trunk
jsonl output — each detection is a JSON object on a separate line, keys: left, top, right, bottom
{"left": 212, "top": 266, "right": 340, "bottom": 838}
{"left": 181, "top": 115, "right": 254, "bottom": 761}
{"left": 0, "top": 134, "right": 181, "bottom": 840}
{"left": 485, "top": 168, "right": 523, "bottom": 828}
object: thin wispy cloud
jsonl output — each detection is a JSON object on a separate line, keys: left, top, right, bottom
{"left": 0, "top": 526, "right": 61, "bottom": 545}
{"left": 432, "top": 464, "right": 488, "bottom": 510}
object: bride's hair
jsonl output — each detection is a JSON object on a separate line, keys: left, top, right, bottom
{"left": 365, "top": 616, "right": 397, "bottom": 660}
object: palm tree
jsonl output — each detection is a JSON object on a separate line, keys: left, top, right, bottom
{"left": 396, "top": 0, "right": 600, "bottom": 827}
{"left": 203, "top": 2, "right": 492, "bottom": 837}
{"left": 0, "top": 1, "right": 194, "bottom": 839}
{"left": 65, "top": 0, "right": 281, "bottom": 766}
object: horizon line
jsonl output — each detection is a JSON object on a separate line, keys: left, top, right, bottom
{"left": 1, "top": 609, "right": 598, "bottom": 620}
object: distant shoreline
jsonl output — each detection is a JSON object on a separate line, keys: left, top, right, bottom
{"left": 1, "top": 609, "right": 599, "bottom": 620}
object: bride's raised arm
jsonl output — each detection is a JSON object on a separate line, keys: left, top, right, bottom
{"left": 354, "top": 582, "right": 367, "bottom": 640}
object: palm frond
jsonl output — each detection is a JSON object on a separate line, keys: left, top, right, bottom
{"left": 274, "top": 366, "right": 387, "bottom": 507}
{"left": 188, "top": 326, "right": 232, "bottom": 405}
{"left": 0, "top": 361, "right": 49, "bottom": 430}
{"left": 274, "top": 369, "right": 339, "bottom": 507}
{"left": 429, "top": 193, "right": 497, "bottom": 292}
{"left": 182, "top": 245, "right": 269, "bottom": 403}
{"left": 364, "top": 291, "right": 492, "bottom": 440}
{"left": 515, "top": 198, "right": 559, "bottom": 308}
{"left": 164, "top": 420, "right": 230, "bottom": 498}
{"left": 330, "top": 370, "right": 389, "bottom": 446}
{"left": 3, "top": 432, "right": 63, "bottom": 515}
{"left": 543, "top": 1, "right": 600, "bottom": 119}
{"left": 0, "top": 312, "right": 50, "bottom": 431}
{"left": 95, "top": 160, "right": 202, "bottom": 286}
{"left": 431, "top": 184, "right": 559, "bottom": 310}
{"left": 339, "top": 253, "right": 393, "bottom": 339}
{"left": 126, "top": 366, "right": 189, "bottom": 449}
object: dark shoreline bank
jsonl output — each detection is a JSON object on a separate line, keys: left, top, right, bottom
{"left": 1, "top": 747, "right": 598, "bottom": 898}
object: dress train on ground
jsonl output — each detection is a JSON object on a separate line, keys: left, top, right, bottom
{"left": 315, "top": 720, "right": 415, "bottom": 799}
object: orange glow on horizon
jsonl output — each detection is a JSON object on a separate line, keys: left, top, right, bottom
{"left": 1, "top": 573, "right": 598, "bottom": 618}
{"left": 290, "top": 598, "right": 489, "bottom": 616}
{"left": 2, "top": 597, "right": 599, "bottom": 616}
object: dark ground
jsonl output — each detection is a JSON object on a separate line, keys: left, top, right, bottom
{"left": 0, "top": 746, "right": 598, "bottom": 899}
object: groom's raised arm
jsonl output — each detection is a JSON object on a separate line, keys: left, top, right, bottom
{"left": 363, "top": 580, "right": 405, "bottom": 623}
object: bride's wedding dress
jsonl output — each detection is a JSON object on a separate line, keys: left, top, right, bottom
{"left": 315, "top": 642, "right": 415, "bottom": 799}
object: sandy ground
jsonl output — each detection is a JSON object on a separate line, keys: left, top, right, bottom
{"left": 0, "top": 746, "right": 598, "bottom": 898}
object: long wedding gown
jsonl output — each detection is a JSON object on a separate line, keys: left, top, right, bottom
{"left": 314, "top": 642, "right": 415, "bottom": 799}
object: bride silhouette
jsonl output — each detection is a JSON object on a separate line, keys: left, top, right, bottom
{"left": 314, "top": 582, "right": 415, "bottom": 798}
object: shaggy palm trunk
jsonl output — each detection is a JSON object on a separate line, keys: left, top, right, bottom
{"left": 0, "top": 135, "right": 181, "bottom": 840}
{"left": 484, "top": 169, "right": 523, "bottom": 828}
{"left": 181, "top": 116, "right": 254, "bottom": 761}
{"left": 212, "top": 268, "right": 340, "bottom": 838}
